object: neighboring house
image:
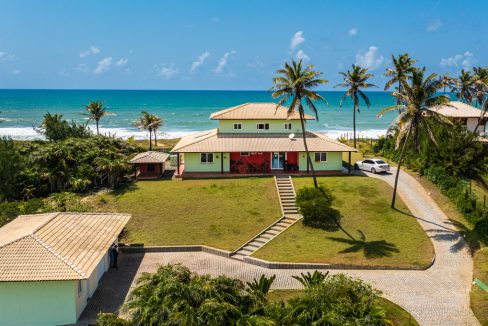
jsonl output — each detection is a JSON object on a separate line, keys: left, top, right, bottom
{"left": 172, "top": 102, "right": 356, "bottom": 176}
{"left": 0, "top": 212, "right": 131, "bottom": 326}
{"left": 429, "top": 101, "right": 486, "bottom": 134}
{"left": 129, "top": 151, "right": 170, "bottom": 179}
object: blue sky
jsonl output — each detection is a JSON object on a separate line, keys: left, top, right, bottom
{"left": 0, "top": 0, "right": 486, "bottom": 90}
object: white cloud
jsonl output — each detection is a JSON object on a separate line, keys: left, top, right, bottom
{"left": 355, "top": 46, "right": 384, "bottom": 70}
{"left": 440, "top": 51, "right": 476, "bottom": 69}
{"left": 246, "top": 57, "right": 264, "bottom": 69}
{"left": 80, "top": 46, "right": 100, "bottom": 58}
{"left": 57, "top": 68, "right": 69, "bottom": 77}
{"left": 116, "top": 58, "right": 129, "bottom": 66}
{"left": 190, "top": 51, "right": 210, "bottom": 73}
{"left": 12, "top": 69, "right": 21, "bottom": 75}
{"left": 290, "top": 31, "right": 305, "bottom": 50}
{"left": 295, "top": 49, "right": 310, "bottom": 62}
{"left": 0, "top": 51, "right": 15, "bottom": 61}
{"left": 76, "top": 63, "right": 89, "bottom": 73}
{"left": 426, "top": 19, "right": 442, "bottom": 32}
{"left": 348, "top": 28, "right": 358, "bottom": 36}
{"left": 214, "top": 50, "right": 236, "bottom": 74}
{"left": 94, "top": 56, "right": 113, "bottom": 75}
{"left": 154, "top": 63, "right": 179, "bottom": 79}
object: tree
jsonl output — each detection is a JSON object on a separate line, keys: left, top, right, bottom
{"left": 378, "top": 67, "right": 450, "bottom": 208}
{"left": 270, "top": 59, "right": 328, "bottom": 188}
{"left": 439, "top": 73, "right": 455, "bottom": 94}
{"left": 384, "top": 53, "right": 417, "bottom": 109}
{"left": 84, "top": 100, "right": 108, "bottom": 135}
{"left": 149, "top": 113, "right": 163, "bottom": 147}
{"left": 134, "top": 111, "right": 154, "bottom": 151}
{"left": 335, "top": 64, "right": 377, "bottom": 148}
{"left": 0, "top": 137, "right": 23, "bottom": 201}
{"left": 472, "top": 66, "right": 488, "bottom": 107}
{"left": 37, "top": 112, "right": 91, "bottom": 141}
{"left": 454, "top": 69, "right": 476, "bottom": 103}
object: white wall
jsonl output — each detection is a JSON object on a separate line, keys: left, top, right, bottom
{"left": 467, "top": 118, "right": 484, "bottom": 133}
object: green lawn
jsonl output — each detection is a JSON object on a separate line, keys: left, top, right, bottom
{"left": 106, "top": 178, "right": 281, "bottom": 250}
{"left": 253, "top": 176, "right": 434, "bottom": 268}
{"left": 267, "top": 290, "right": 419, "bottom": 326}
{"left": 472, "top": 248, "right": 488, "bottom": 326}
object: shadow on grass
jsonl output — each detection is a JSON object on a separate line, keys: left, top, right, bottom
{"left": 443, "top": 219, "right": 481, "bottom": 255}
{"left": 112, "top": 182, "right": 139, "bottom": 196}
{"left": 327, "top": 230, "right": 400, "bottom": 258}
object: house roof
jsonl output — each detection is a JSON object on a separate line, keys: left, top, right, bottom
{"left": 172, "top": 129, "right": 356, "bottom": 153}
{"left": 429, "top": 101, "right": 483, "bottom": 118}
{"left": 209, "top": 102, "right": 315, "bottom": 120}
{"left": 129, "top": 151, "right": 170, "bottom": 164}
{"left": 0, "top": 212, "right": 131, "bottom": 282}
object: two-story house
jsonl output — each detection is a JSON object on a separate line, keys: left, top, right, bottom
{"left": 172, "top": 102, "right": 356, "bottom": 176}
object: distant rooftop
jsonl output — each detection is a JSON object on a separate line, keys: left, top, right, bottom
{"left": 210, "top": 102, "right": 315, "bottom": 120}
{"left": 0, "top": 212, "right": 131, "bottom": 281}
{"left": 129, "top": 151, "right": 170, "bottom": 164}
{"left": 429, "top": 101, "right": 483, "bottom": 118}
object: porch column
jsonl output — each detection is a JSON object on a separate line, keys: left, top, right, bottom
{"left": 220, "top": 152, "right": 224, "bottom": 174}
{"left": 348, "top": 152, "right": 351, "bottom": 174}
{"left": 176, "top": 153, "right": 180, "bottom": 175}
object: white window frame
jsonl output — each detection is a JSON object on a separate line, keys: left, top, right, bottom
{"left": 200, "top": 153, "right": 214, "bottom": 164}
{"left": 314, "top": 152, "right": 327, "bottom": 162}
{"left": 233, "top": 123, "right": 242, "bottom": 130}
{"left": 284, "top": 123, "right": 292, "bottom": 130}
{"left": 256, "top": 123, "right": 269, "bottom": 130}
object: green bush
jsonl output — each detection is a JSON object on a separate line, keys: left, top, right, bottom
{"left": 295, "top": 186, "right": 340, "bottom": 229}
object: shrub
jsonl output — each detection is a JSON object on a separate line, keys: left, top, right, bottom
{"left": 295, "top": 186, "right": 340, "bottom": 229}
{"left": 475, "top": 219, "right": 488, "bottom": 245}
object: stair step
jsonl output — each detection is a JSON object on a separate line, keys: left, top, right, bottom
{"left": 260, "top": 233, "right": 274, "bottom": 239}
{"left": 248, "top": 241, "right": 264, "bottom": 248}
{"left": 271, "top": 225, "right": 286, "bottom": 231}
{"left": 265, "top": 230, "right": 279, "bottom": 236}
{"left": 239, "top": 248, "right": 255, "bottom": 255}
{"left": 275, "top": 222, "right": 289, "bottom": 228}
{"left": 253, "top": 238, "right": 268, "bottom": 244}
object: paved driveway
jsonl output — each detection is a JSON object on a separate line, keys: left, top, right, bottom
{"left": 78, "top": 169, "right": 479, "bottom": 326}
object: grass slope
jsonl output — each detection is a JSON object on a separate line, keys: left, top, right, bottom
{"left": 253, "top": 176, "right": 434, "bottom": 268}
{"left": 101, "top": 177, "right": 281, "bottom": 251}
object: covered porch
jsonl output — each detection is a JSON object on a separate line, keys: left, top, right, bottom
{"left": 229, "top": 152, "right": 299, "bottom": 174}
{"left": 129, "top": 151, "right": 170, "bottom": 180}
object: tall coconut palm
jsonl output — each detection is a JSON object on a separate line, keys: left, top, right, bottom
{"left": 335, "top": 64, "right": 377, "bottom": 148}
{"left": 134, "top": 111, "right": 154, "bottom": 150}
{"left": 149, "top": 114, "right": 164, "bottom": 147}
{"left": 438, "top": 73, "right": 455, "bottom": 94}
{"left": 270, "top": 59, "right": 328, "bottom": 188}
{"left": 454, "top": 69, "right": 476, "bottom": 104}
{"left": 384, "top": 53, "right": 417, "bottom": 110}
{"left": 84, "top": 100, "right": 108, "bottom": 135}
{"left": 378, "top": 68, "right": 450, "bottom": 208}
{"left": 473, "top": 66, "right": 488, "bottom": 107}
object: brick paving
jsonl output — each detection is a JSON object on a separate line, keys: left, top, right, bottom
{"left": 77, "top": 169, "right": 480, "bottom": 326}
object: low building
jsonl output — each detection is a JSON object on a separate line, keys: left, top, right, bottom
{"left": 172, "top": 103, "right": 356, "bottom": 176}
{"left": 429, "top": 101, "right": 486, "bottom": 133}
{"left": 129, "top": 151, "right": 170, "bottom": 179}
{"left": 0, "top": 212, "right": 131, "bottom": 326}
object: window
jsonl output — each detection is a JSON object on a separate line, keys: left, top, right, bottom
{"left": 257, "top": 123, "right": 269, "bottom": 130}
{"left": 364, "top": 160, "right": 374, "bottom": 164}
{"left": 284, "top": 123, "right": 292, "bottom": 130}
{"left": 78, "top": 280, "right": 83, "bottom": 295}
{"left": 240, "top": 152, "right": 250, "bottom": 156}
{"left": 147, "top": 164, "right": 155, "bottom": 172}
{"left": 314, "top": 152, "right": 327, "bottom": 162}
{"left": 233, "top": 123, "right": 242, "bottom": 130}
{"left": 200, "top": 153, "right": 214, "bottom": 163}
{"left": 375, "top": 160, "right": 386, "bottom": 164}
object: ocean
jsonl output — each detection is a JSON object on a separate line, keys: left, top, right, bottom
{"left": 0, "top": 89, "right": 401, "bottom": 140}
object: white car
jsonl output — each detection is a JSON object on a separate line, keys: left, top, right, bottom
{"left": 354, "top": 158, "right": 390, "bottom": 173}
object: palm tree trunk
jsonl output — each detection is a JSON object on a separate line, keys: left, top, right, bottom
{"left": 96, "top": 120, "right": 99, "bottom": 135}
{"left": 391, "top": 126, "right": 411, "bottom": 208}
{"left": 298, "top": 105, "right": 318, "bottom": 188}
{"left": 148, "top": 130, "right": 153, "bottom": 151}
{"left": 353, "top": 99, "right": 357, "bottom": 148}
{"left": 154, "top": 129, "right": 157, "bottom": 147}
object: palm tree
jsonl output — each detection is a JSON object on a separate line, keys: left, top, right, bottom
{"left": 439, "top": 73, "right": 455, "bottom": 94}
{"left": 149, "top": 114, "right": 164, "bottom": 147}
{"left": 84, "top": 100, "right": 107, "bottom": 135}
{"left": 134, "top": 111, "right": 154, "bottom": 150}
{"left": 335, "top": 64, "right": 377, "bottom": 148}
{"left": 454, "top": 69, "right": 476, "bottom": 104}
{"left": 384, "top": 53, "right": 417, "bottom": 109}
{"left": 270, "top": 59, "right": 328, "bottom": 188}
{"left": 473, "top": 66, "right": 488, "bottom": 107}
{"left": 378, "top": 68, "right": 450, "bottom": 208}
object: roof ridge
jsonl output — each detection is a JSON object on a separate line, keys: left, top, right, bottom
{"left": 30, "top": 234, "right": 87, "bottom": 279}
{"left": 172, "top": 129, "right": 218, "bottom": 152}
{"left": 210, "top": 102, "right": 250, "bottom": 119}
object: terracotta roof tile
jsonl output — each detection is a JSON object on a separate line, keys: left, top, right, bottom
{"left": 129, "top": 151, "right": 170, "bottom": 164}
{"left": 209, "top": 103, "right": 315, "bottom": 120}
{"left": 429, "top": 101, "right": 483, "bottom": 118}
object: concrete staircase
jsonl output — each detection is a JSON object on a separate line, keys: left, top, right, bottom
{"left": 231, "top": 176, "right": 302, "bottom": 261}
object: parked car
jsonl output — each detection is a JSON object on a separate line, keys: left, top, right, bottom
{"left": 354, "top": 158, "right": 390, "bottom": 173}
